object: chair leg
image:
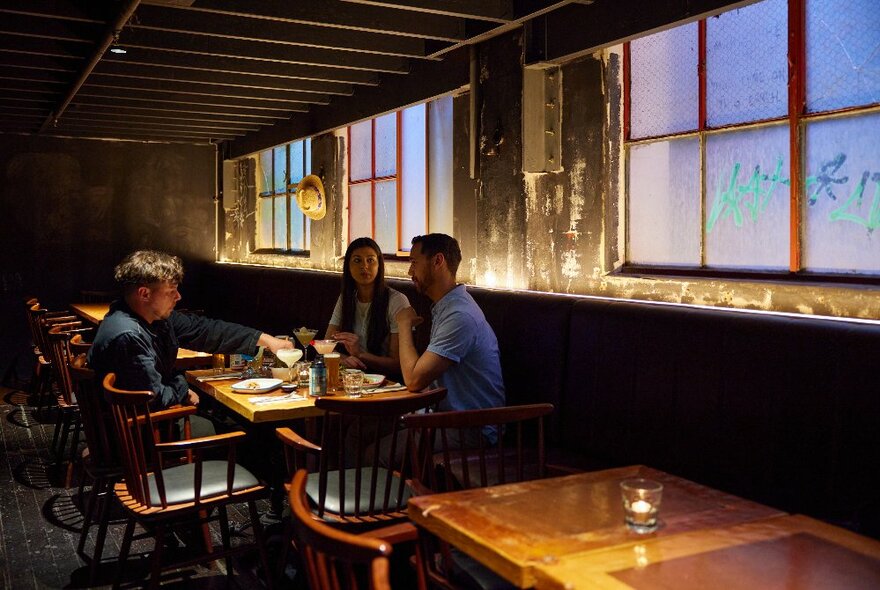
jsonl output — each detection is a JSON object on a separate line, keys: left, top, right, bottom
{"left": 66, "top": 418, "right": 82, "bottom": 487}
{"left": 149, "top": 524, "right": 165, "bottom": 590}
{"left": 114, "top": 518, "right": 136, "bottom": 589}
{"left": 78, "top": 475, "right": 98, "bottom": 555}
{"left": 217, "top": 505, "right": 233, "bottom": 581}
{"left": 90, "top": 483, "right": 113, "bottom": 585}
{"left": 249, "top": 500, "right": 274, "bottom": 590}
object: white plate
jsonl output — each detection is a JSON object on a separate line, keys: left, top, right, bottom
{"left": 362, "top": 374, "right": 385, "bottom": 388}
{"left": 231, "top": 378, "right": 282, "bottom": 393}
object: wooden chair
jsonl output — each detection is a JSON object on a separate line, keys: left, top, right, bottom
{"left": 289, "top": 469, "right": 392, "bottom": 590}
{"left": 69, "top": 359, "right": 123, "bottom": 584}
{"left": 25, "top": 301, "right": 76, "bottom": 403}
{"left": 45, "top": 322, "right": 92, "bottom": 486}
{"left": 275, "top": 388, "right": 447, "bottom": 527}
{"left": 102, "top": 373, "right": 274, "bottom": 589}
{"left": 403, "top": 403, "right": 554, "bottom": 590}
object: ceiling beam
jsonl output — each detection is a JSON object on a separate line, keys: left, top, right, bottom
{"left": 62, "top": 105, "right": 275, "bottom": 125}
{"left": 69, "top": 95, "right": 301, "bottom": 118}
{"left": 0, "top": 12, "right": 102, "bottom": 43}
{"left": 0, "top": 35, "right": 90, "bottom": 60}
{"left": 100, "top": 46, "right": 380, "bottom": 85}
{"left": 340, "top": 0, "right": 514, "bottom": 23}
{"left": 118, "top": 28, "right": 411, "bottom": 74}
{"left": 82, "top": 76, "right": 333, "bottom": 103}
{"left": 92, "top": 62, "right": 354, "bottom": 96}
{"left": 76, "top": 87, "right": 319, "bottom": 109}
{"left": 62, "top": 112, "right": 260, "bottom": 131}
{"left": 134, "top": 4, "right": 434, "bottom": 59}
{"left": 149, "top": 0, "right": 467, "bottom": 42}
{"left": 39, "top": 0, "right": 142, "bottom": 132}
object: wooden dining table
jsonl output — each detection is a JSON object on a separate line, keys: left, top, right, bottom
{"left": 70, "top": 302, "right": 212, "bottom": 368}
{"left": 533, "top": 513, "right": 880, "bottom": 590}
{"left": 407, "top": 465, "right": 785, "bottom": 589}
{"left": 186, "top": 369, "right": 411, "bottom": 424}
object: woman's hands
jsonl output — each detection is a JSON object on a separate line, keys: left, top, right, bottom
{"left": 334, "top": 332, "right": 369, "bottom": 370}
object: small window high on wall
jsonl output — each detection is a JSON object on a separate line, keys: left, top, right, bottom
{"left": 255, "top": 138, "right": 312, "bottom": 252}
{"left": 625, "top": 0, "right": 880, "bottom": 276}
{"left": 348, "top": 98, "right": 447, "bottom": 256}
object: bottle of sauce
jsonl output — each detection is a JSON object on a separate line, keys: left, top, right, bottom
{"left": 310, "top": 354, "right": 327, "bottom": 397}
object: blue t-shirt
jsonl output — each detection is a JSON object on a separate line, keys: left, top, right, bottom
{"left": 427, "top": 285, "right": 505, "bottom": 427}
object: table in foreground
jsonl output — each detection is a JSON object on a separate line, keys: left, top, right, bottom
{"left": 407, "top": 465, "right": 784, "bottom": 589}
{"left": 71, "top": 302, "right": 212, "bottom": 368}
{"left": 533, "top": 514, "right": 880, "bottom": 590}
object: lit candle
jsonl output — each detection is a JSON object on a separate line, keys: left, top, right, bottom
{"left": 629, "top": 499, "right": 654, "bottom": 525}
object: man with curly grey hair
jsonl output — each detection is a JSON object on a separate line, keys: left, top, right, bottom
{"left": 88, "top": 250, "right": 293, "bottom": 422}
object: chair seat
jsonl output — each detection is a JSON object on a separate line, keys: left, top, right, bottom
{"left": 146, "top": 460, "right": 260, "bottom": 507}
{"left": 306, "top": 468, "right": 412, "bottom": 517}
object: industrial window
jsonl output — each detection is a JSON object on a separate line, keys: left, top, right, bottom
{"left": 255, "top": 138, "right": 312, "bottom": 252}
{"left": 347, "top": 102, "right": 429, "bottom": 256}
{"left": 625, "top": 0, "right": 880, "bottom": 276}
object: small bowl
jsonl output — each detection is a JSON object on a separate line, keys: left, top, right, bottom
{"left": 270, "top": 367, "right": 292, "bottom": 381}
{"left": 281, "top": 383, "right": 298, "bottom": 393}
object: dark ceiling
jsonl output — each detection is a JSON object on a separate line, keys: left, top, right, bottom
{"left": 0, "top": 0, "right": 754, "bottom": 150}
{"left": 0, "top": 0, "right": 593, "bottom": 146}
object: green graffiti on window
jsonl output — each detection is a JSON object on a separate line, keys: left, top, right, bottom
{"left": 706, "top": 157, "right": 788, "bottom": 233}
{"left": 706, "top": 154, "right": 880, "bottom": 232}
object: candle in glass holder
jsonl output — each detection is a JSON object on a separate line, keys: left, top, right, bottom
{"left": 620, "top": 478, "right": 663, "bottom": 533}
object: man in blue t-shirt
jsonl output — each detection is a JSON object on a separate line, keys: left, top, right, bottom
{"left": 396, "top": 233, "right": 505, "bottom": 441}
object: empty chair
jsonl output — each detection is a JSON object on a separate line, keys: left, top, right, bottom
{"left": 403, "top": 403, "right": 554, "bottom": 590}
{"left": 45, "top": 322, "right": 92, "bottom": 486}
{"left": 102, "top": 373, "right": 273, "bottom": 589}
{"left": 289, "top": 468, "right": 392, "bottom": 590}
{"left": 276, "top": 388, "right": 447, "bottom": 527}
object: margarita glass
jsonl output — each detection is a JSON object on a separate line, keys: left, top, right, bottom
{"left": 312, "top": 339, "right": 338, "bottom": 356}
{"left": 293, "top": 327, "right": 318, "bottom": 361}
{"left": 276, "top": 348, "right": 303, "bottom": 383}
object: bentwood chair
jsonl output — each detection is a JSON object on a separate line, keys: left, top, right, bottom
{"left": 25, "top": 301, "right": 77, "bottom": 407}
{"left": 403, "top": 403, "right": 554, "bottom": 590}
{"left": 289, "top": 469, "right": 393, "bottom": 590}
{"left": 102, "top": 373, "right": 274, "bottom": 589}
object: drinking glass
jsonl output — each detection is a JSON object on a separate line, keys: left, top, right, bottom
{"left": 343, "top": 369, "right": 364, "bottom": 398}
{"left": 620, "top": 478, "right": 663, "bottom": 534}
{"left": 312, "top": 339, "right": 337, "bottom": 355}
{"left": 293, "top": 328, "right": 318, "bottom": 361}
{"left": 276, "top": 348, "right": 303, "bottom": 383}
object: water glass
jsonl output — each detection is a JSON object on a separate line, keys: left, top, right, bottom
{"left": 620, "top": 478, "right": 663, "bottom": 534}
{"left": 343, "top": 369, "right": 364, "bottom": 398}
{"left": 296, "top": 361, "right": 311, "bottom": 388}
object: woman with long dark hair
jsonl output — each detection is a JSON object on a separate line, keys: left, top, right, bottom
{"left": 326, "top": 237, "right": 410, "bottom": 374}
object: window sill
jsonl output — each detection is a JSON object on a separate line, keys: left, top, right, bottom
{"left": 615, "top": 266, "right": 880, "bottom": 288}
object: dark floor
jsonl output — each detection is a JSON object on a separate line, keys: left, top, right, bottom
{"left": 0, "top": 381, "right": 282, "bottom": 590}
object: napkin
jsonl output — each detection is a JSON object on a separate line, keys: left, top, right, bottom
{"left": 249, "top": 393, "right": 306, "bottom": 405}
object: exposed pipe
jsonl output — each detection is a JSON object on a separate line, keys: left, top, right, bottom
{"left": 39, "top": 0, "right": 141, "bottom": 133}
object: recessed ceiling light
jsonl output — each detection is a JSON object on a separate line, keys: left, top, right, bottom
{"left": 110, "top": 46, "right": 127, "bottom": 54}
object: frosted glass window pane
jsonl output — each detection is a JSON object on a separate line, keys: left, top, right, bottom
{"left": 401, "top": 103, "right": 427, "bottom": 248}
{"left": 803, "top": 113, "right": 880, "bottom": 273}
{"left": 289, "top": 204, "right": 305, "bottom": 250}
{"left": 375, "top": 180, "right": 398, "bottom": 254}
{"left": 273, "top": 196, "right": 287, "bottom": 249}
{"left": 704, "top": 124, "right": 790, "bottom": 269}
{"left": 350, "top": 120, "right": 372, "bottom": 181}
{"left": 706, "top": 0, "right": 788, "bottom": 126}
{"left": 630, "top": 23, "right": 698, "bottom": 138}
{"left": 273, "top": 146, "right": 287, "bottom": 193}
{"left": 375, "top": 112, "right": 397, "bottom": 177}
{"left": 349, "top": 183, "right": 372, "bottom": 241}
{"left": 806, "top": 0, "right": 880, "bottom": 113}
{"left": 257, "top": 150, "right": 272, "bottom": 195}
{"left": 289, "top": 140, "right": 304, "bottom": 184}
{"left": 305, "top": 138, "right": 312, "bottom": 176}
{"left": 628, "top": 138, "right": 701, "bottom": 265}
{"left": 257, "top": 198, "right": 273, "bottom": 248}
{"left": 428, "top": 95, "right": 454, "bottom": 237}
